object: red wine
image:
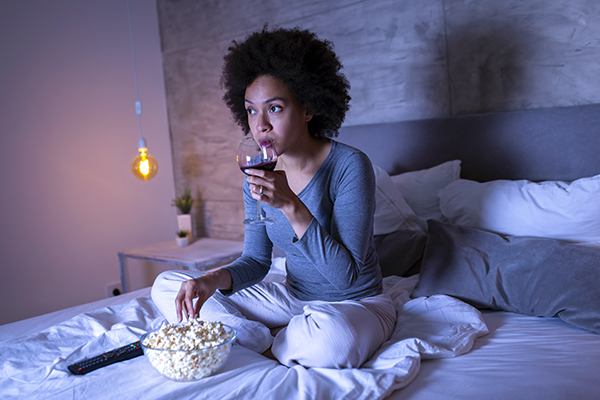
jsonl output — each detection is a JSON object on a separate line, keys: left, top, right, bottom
{"left": 240, "top": 160, "right": 277, "bottom": 174}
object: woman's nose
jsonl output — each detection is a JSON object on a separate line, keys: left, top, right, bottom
{"left": 255, "top": 112, "right": 271, "bottom": 132}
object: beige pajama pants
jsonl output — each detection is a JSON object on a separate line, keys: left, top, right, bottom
{"left": 151, "top": 270, "right": 396, "bottom": 369}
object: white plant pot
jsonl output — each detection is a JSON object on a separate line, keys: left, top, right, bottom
{"left": 177, "top": 214, "right": 193, "bottom": 241}
{"left": 176, "top": 236, "right": 189, "bottom": 247}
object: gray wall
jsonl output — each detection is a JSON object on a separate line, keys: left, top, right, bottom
{"left": 156, "top": 0, "right": 600, "bottom": 241}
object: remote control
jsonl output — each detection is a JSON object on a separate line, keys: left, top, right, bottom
{"left": 68, "top": 340, "right": 143, "bottom": 375}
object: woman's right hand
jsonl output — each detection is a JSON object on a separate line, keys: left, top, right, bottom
{"left": 174, "top": 268, "right": 232, "bottom": 322}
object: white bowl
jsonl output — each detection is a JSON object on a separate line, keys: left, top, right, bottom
{"left": 140, "top": 324, "right": 236, "bottom": 381}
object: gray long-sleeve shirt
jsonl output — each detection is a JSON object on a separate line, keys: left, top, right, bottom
{"left": 223, "top": 140, "right": 382, "bottom": 302}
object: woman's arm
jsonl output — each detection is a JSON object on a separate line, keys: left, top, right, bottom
{"left": 292, "top": 152, "right": 376, "bottom": 290}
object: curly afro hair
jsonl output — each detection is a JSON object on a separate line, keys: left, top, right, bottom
{"left": 220, "top": 26, "right": 351, "bottom": 139}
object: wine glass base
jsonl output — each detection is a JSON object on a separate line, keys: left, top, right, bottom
{"left": 243, "top": 217, "right": 276, "bottom": 225}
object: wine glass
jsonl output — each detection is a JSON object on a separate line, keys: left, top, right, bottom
{"left": 236, "top": 136, "right": 278, "bottom": 225}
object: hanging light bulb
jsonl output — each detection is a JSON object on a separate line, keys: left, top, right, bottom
{"left": 131, "top": 137, "right": 158, "bottom": 181}
{"left": 127, "top": 0, "right": 158, "bottom": 181}
{"left": 129, "top": 99, "right": 158, "bottom": 181}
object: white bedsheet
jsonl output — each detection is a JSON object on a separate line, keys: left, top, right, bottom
{"left": 388, "top": 308, "right": 600, "bottom": 400}
{"left": 0, "top": 276, "right": 488, "bottom": 400}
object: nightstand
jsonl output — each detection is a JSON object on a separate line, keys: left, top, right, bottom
{"left": 118, "top": 238, "right": 243, "bottom": 293}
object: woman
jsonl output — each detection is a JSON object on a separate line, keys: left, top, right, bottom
{"left": 151, "top": 26, "right": 396, "bottom": 369}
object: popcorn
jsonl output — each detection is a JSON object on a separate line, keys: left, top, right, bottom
{"left": 141, "top": 319, "right": 235, "bottom": 381}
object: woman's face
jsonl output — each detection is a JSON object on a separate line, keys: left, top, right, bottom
{"left": 244, "top": 75, "right": 312, "bottom": 157}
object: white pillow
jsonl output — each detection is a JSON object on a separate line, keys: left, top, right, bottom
{"left": 390, "top": 160, "right": 461, "bottom": 222}
{"left": 373, "top": 165, "right": 424, "bottom": 235}
{"left": 439, "top": 174, "right": 600, "bottom": 248}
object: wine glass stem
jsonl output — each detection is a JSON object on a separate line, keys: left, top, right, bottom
{"left": 257, "top": 199, "right": 262, "bottom": 218}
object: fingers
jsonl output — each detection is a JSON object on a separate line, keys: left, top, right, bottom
{"left": 243, "top": 168, "right": 269, "bottom": 178}
{"left": 245, "top": 169, "right": 273, "bottom": 186}
{"left": 247, "top": 178, "right": 269, "bottom": 192}
{"left": 184, "top": 295, "right": 196, "bottom": 320}
{"left": 175, "top": 298, "right": 183, "bottom": 323}
{"left": 193, "top": 297, "right": 203, "bottom": 317}
{"left": 248, "top": 183, "right": 269, "bottom": 203}
{"left": 175, "top": 280, "right": 199, "bottom": 322}
{"left": 175, "top": 288, "right": 187, "bottom": 322}
{"left": 246, "top": 170, "right": 280, "bottom": 200}
{"left": 174, "top": 276, "right": 217, "bottom": 322}
{"left": 251, "top": 184, "right": 267, "bottom": 197}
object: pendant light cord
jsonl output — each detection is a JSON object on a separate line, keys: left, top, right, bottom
{"left": 126, "top": 0, "right": 144, "bottom": 142}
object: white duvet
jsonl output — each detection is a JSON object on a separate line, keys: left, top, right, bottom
{"left": 0, "top": 275, "right": 488, "bottom": 400}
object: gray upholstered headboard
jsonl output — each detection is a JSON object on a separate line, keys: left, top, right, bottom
{"left": 339, "top": 104, "right": 600, "bottom": 182}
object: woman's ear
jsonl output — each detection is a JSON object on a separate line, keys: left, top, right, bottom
{"left": 304, "top": 110, "right": 313, "bottom": 122}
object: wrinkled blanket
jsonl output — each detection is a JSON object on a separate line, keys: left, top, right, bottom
{"left": 0, "top": 275, "right": 488, "bottom": 400}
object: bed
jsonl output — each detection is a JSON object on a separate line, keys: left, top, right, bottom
{"left": 1, "top": 104, "right": 599, "bottom": 400}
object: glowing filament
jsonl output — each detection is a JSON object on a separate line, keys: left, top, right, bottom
{"left": 131, "top": 147, "right": 158, "bottom": 181}
{"left": 139, "top": 151, "right": 150, "bottom": 176}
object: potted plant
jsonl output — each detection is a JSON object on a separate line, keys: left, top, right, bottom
{"left": 175, "top": 230, "right": 189, "bottom": 247}
{"left": 172, "top": 187, "right": 194, "bottom": 241}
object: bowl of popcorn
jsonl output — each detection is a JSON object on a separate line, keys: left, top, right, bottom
{"left": 140, "top": 319, "right": 236, "bottom": 381}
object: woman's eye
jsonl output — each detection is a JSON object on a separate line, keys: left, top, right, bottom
{"left": 270, "top": 106, "right": 282, "bottom": 113}
{"left": 246, "top": 108, "right": 256, "bottom": 115}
